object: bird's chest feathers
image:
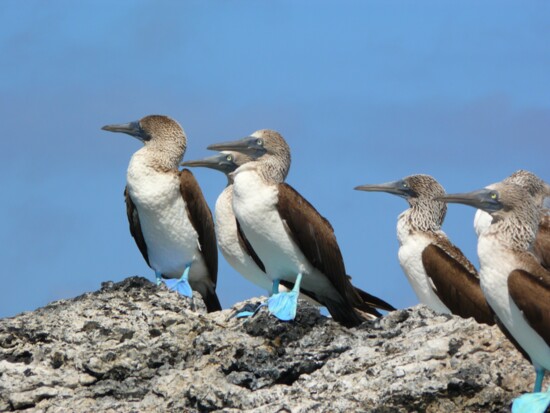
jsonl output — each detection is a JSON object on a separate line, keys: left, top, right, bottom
{"left": 126, "top": 155, "right": 198, "bottom": 274}
{"left": 232, "top": 170, "right": 279, "bottom": 234}
{"left": 214, "top": 188, "right": 239, "bottom": 253}
{"left": 232, "top": 170, "right": 305, "bottom": 276}
{"left": 396, "top": 213, "right": 448, "bottom": 311}
{"left": 396, "top": 212, "right": 432, "bottom": 267}
{"left": 127, "top": 154, "right": 180, "bottom": 209}
{"left": 397, "top": 222, "right": 432, "bottom": 285}
{"left": 477, "top": 236, "right": 516, "bottom": 313}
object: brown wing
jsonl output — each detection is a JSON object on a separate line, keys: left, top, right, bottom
{"left": 236, "top": 219, "right": 266, "bottom": 273}
{"left": 422, "top": 243, "right": 494, "bottom": 325}
{"left": 124, "top": 187, "right": 150, "bottom": 267}
{"left": 508, "top": 268, "right": 550, "bottom": 347}
{"left": 276, "top": 184, "right": 362, "bottom": 306}
{"left": 179, "top": 169, "right": 218, "bottom": 285}
{"left": 533, "top": 215, "right": 550, "bottom": 270}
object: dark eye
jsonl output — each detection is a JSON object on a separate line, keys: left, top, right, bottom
{"left": 226, "top": 155, "right": 233, "bottom": 162}
{"left": 256, "top": 138, "right": 263, "bottom": 146}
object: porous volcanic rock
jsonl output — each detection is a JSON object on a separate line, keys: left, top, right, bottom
{"left": 0, "top": 277, "right": 541, "bottom": 412}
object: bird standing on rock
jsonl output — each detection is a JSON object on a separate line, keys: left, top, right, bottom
{"left": 102, "top": 115, "right": 221, "bottom": 312}
{"left": 207, "top": 130, "right": 394, "bottom": 326}
{"left": 355, "top": 174, "right": 494, "bottom": 325}
{"left": 440, "top": 183, "right": 550, "bottom": 413}
{"left": 181, "top": 151, "right": 274, "bottom": 293}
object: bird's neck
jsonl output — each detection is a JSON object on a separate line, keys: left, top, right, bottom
{"left": 404, "top": 199, "right": 445, "bottom": 233}
{"left": 234, "top": 156, "right": 287, "bottom": 185}
{"left": 484, "top": 213, "right": 539, "bottom": 252}
{"left": 138, "top": 142, "right": 185, "bottom": 172}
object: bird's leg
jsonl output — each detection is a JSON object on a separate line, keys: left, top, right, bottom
{"left": 267, "top": 273, "right": 302, "bottom": 321}
{"left": 511, "top": 367, "right": 550, "bottom": 413}
{"left": 163, "top": 264, "right": 193, "bottom": 298}
{"left": 230, "top": 278, "right": 283, "bottom": 319}
{"left": 534, "top": 367, "right": 545, "bottom": 393}
{"left": 272, "top": 278, "right": 280, "bottom": 295}
{"left": 155, "top": 271, "right": 163, "bottom": 286}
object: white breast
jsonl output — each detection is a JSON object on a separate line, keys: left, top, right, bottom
{"left": 478, "top": 235, "right": 550, "bottom": 371}
{"left": 126, "top": 150, "right": 207, "bottom": 281}
{"left": 396, "top": 212, "right": 450, "bottom": 314}
{"left": 474, "top": 209, "right": 493, "bottom": 237}
{"left": 215, "top": 186, "right": 272, "bottom": 291}
{"left": 232, "top": 169, "right": 336, "bottom": 297}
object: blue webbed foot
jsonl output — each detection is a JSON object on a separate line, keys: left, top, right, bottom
{"left": 163, "top": 265, "right": 193, "bottom": 298}
{"left": 230, "top": 302, "right": 264, "bottom": 319}
{"left": 155, "top": 271, "right": 163, "bottom": 286}
{"left": 164, "top": 278, "right": 193, "bottom": 297}
{"left": 267, "top": 273, "right": 302, "bottom": 321}
{"left": 512, "top": 392, "right": 550, "bottom": 413}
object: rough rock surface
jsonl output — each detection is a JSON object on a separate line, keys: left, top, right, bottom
{"left": 0, "top": 277, "right": 543, "bottom": 412}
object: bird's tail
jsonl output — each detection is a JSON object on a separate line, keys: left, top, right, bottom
{"left": 202, "top": 289, "right": 222, "bottom": 313}
{"left": 353, "top": 286, "right": 396, "bottom": 313}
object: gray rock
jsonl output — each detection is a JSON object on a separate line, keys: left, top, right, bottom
{"left": 0, "top": 276, "right": 541, "bottom": 412}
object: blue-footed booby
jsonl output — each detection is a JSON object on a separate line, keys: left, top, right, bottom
{"left": 440, "top": 183, "right": 550, "bottom": 413}
{"left": 474, "top": 170, "right": 550, "bottom": 270}
{"left": 101, "top": 115, "right": 221, "bottom": 312}
{"left": 355, "top": 175, "right": 494, "bottom": 325}
{"left": 207, "top": 130, "right": 394, "bottom": 326}
{"left": 181, "top": 151, "right": 273, "bottom": 294}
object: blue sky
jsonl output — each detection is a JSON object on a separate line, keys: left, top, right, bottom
{"left": 1, "top": 1, "right": 548, "bottom": 317}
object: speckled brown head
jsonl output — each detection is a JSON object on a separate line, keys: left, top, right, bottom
{"left": 207, "top": 129, "right": 291, "bottom": 183}
{"left": 355, "top": 174, "right": 447, "bottom": 231}
{"left": 440, "top": 182, "right": 542, "bottom": 250}
{"left": 503, "top": 170, "right": 550, "bottom": 208}
{"left": 102, "top": 114, "right": 187, "bottom": 169}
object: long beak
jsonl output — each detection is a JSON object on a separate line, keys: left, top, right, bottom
{"left": 101, "top": 121, "right": 145, "bottom": 140}
{"left": 354, "top": 180, "right": 412, "bottom": 198}
{"left": 181, "top": 153, "right": 233, "bottom": 173}
{"left": 437, "top": 189, "right": 502, "bottom": 212}
{"left": 207, "top": 136, "right": 263, "bottom": 156}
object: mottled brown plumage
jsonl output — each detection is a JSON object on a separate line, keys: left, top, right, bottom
{"left": 209, "top": 129, "right": 393, "bottom": 326}
{"left": 534, "top": 214, "right": 550, "bottom": 270}
{"left": 422, "top": 243, "right": 494, "bottom": 325}
{"left": 277, "top": 183, "right": 394, "bottom": 324}
{"left": 509, "top": 266, "right": 550, "bottom": 347}
{"left": 179, "top": 170, "right": 220, "bottom": 312}
{"left": 104, "top": 115, "right": 221, "bottom": 312}
{"left": 441, "top": 182, "right": 550, "bottom": 385}
{"left": 357, "top": 174, "right": 493, "bottom": 325}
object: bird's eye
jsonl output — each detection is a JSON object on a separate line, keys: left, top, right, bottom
{"left": 256, "top": 138, "right": 263, "bottom": 146}
{"left": 490, "top": 192, "right": 497, "bottom": 200}
{"left": 403, "top": 182, "right": 409, "bottom": 188}
{"left": 226, "top": 155, "right": 233, "bottom": 162}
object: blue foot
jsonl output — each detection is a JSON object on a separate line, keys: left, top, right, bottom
{"left": 512, "top": 392, "right": 550, "bottom": 413}
{"left": 267, "top": 273, "right": 302, "bottom": 321}
{"left": 155, "top": 271, "right": 162, "bottom": 286}
{"left": 231, "top": 302, "right": 264, "bottom": 319}
{"left": 164, "top": 265, "right": 192, "bottom": 298}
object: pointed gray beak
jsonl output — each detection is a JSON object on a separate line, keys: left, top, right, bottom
{"left": 355, "top": 180, "right": 414, "bottom": 199}
{"left": 181, "top": 153, "right": 237, "bottom": 175}
{"left": 437, "top": 189, "right": 502, "bottom": 213}
{"left": 207, "top": 136, "right": 265, "bottom": 157}
{"left": 101, "top": 121, "right": 148, "bottom": 141}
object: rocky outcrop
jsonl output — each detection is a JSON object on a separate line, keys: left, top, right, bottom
{"left": 0, "top": 277, "right": 537, "bottom": 412}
